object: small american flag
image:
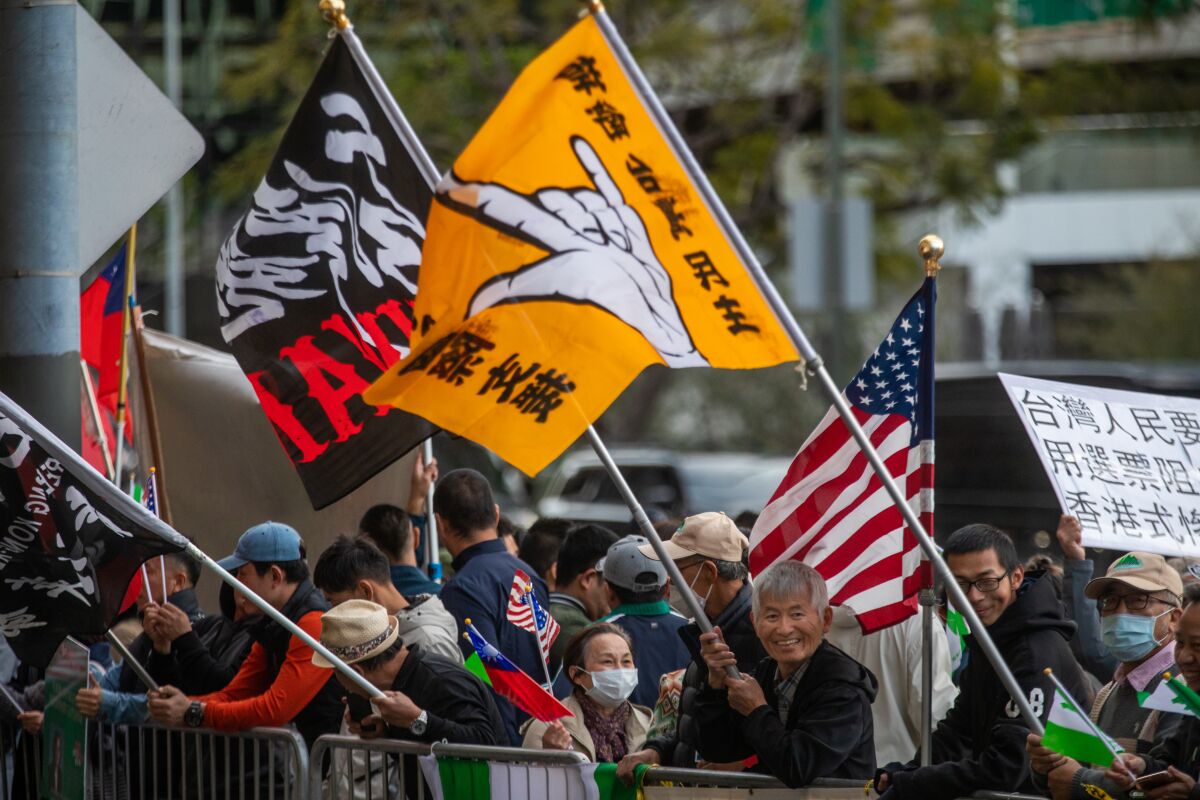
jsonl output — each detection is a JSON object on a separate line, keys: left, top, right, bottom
{"left": 750, "top": 278, "right": 936, "bottom": 633}
{"left": 144, "top": 469, "right": 159, "bottom": 518}
{"left": 506, "top": 569, "right": 559, "bottom": 666}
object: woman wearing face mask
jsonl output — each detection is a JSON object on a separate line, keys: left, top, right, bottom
{"left": 522, "top": 623, "right": 652, "bottom": 762}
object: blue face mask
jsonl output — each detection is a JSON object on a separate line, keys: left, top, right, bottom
{"left": 1100, "top": 611, "right": 1169, "bottom": 662}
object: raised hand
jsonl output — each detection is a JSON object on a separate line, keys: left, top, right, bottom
{"left": 438, "top": 136, "right": 708, "bottom": 368}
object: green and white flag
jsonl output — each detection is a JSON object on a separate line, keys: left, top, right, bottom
{"left": 1042, "top": 689, "right": 1123, "bottom": 767}
{"left": 1140, "top": 679, "right": 1200, "bottom": 718}
{"left": 418, "top": 755, "right": 644, "bottom": 800}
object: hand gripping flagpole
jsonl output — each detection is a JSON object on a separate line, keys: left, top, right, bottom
{"left": 591, "top": 5, "right": 1043, "bottom": 732}
{"left": 191, "top": 544, "right": 385, "bottom": 700}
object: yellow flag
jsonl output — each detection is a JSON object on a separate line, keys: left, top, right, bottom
{"left": 364, "top": 14, "right": 798, "bottom": 475}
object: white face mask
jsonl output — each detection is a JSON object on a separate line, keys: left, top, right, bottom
{"left": 582, "top": 668, "right": 639, "bottom": 708}
{"left": 669, "top": 565, "right": 712, "bottom": 618}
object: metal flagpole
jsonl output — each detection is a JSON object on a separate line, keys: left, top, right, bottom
{"left": 591, "top": 4, "right": 1042, "bottom": 732}
{"left": 80, "top": 359, "right": 115, "bottom": 480}
{"left": 325, "top": 3, "right": 445, "bottom": 583}
{"left": 919, "top": 244, "right": 940, "bottom": 766}
{"left": 113, "top": 225, "right": 138, "bottom": 482}
{"left": 105, "top": 631, "right": 159, "bottom": 691}
{"left": 189, "top": 544, "right": 384, "bottom": 700}
{"left": 920, "top": 589, "right": 935, "bottom": 764}
{"left": 423, "top": 440, "right": 442, "bottom": 583}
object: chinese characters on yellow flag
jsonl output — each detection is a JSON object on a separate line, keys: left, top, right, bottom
{"left": 364, "top": 15, "right": 798, "bottom": 475}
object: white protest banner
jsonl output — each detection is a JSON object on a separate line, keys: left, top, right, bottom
{"left": 999, "top": 373, "right": 1200, "bottom": 557}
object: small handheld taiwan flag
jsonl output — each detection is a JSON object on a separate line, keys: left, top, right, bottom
{"left": 462, "top": 621, "right": 572, "bottom": 722}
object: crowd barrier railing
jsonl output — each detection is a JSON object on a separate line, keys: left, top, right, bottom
{"left": 0, "top": 719, "right": 1058, "bottom": 800}
{"left": 0, "top": 719, "right": 307, "bottom": 800}
{"left": 308, "top": 735, "right": 591, "bottom": 800}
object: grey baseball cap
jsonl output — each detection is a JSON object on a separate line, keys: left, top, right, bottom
{"left": 598, "top": 535, "right": 668, "bottom": 593}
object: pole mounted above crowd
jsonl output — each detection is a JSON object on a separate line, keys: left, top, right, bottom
{"left": 318, "top": 0, "right": 350, "bottom": 31}
{"left": 920, "top": 234, "right": 944, "bottom": 277}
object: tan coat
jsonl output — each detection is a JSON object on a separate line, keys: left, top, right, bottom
{"left": 521, "top": 693, "right": 652, "bottom": 762}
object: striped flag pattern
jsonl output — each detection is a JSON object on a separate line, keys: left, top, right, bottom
{"left": 506, "top": 569, "right": 559, "bottom": 665}
{"left": 144, "top": 469, "right": 158, "bottom": 517}
{"left": 750, "top": 278, "right": 936, "bottom": 633}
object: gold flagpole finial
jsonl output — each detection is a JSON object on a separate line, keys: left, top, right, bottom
{"left": 918, "top": 234, "right": 944, "bottom": 277}
{"left": 319, "top": 0, "right": 351, "bottom": 31}
{"left": 583, "top": 0, "right": 604, "bottom": 15}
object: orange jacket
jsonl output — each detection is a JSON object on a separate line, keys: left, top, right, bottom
{"left": 195, "top": 610, "right": 331, "bottom": 730}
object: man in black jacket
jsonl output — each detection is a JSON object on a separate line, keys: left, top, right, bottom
{"left": 691, "top": 560, "right": 877, "bottom": 788}
{"left": 315, "top": 598, "right": 505, "bottom": 744}
{"left": 619, "top": 512, "right": 767, "bottom": 777}
{"left": 877, "top": 524, "right": 1089, "bottom": 800}
{"left": 144, "top": 579, "right": 258, "bottom": 695}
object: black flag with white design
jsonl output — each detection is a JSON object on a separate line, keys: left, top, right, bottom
{"left": 0, "top": 392, "right": 187, "bottom": 668}
{"left": 215, "top": 36, "right": 436, "bottom": 509}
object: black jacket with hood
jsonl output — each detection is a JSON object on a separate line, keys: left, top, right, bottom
{"left": 693, "top": 639, "right": 878, "bottom": 788}
{"left": 645, "top": 582, "right": 768, "bottom": 767}
{"left": 884, "top": 571, "right": 1088, "bottom": 800}
{"left": 147, "top": 583, "right": 257, "bottom": 695}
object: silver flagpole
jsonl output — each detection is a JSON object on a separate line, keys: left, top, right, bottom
{"left": 920, "top": 589, "right": 935, "bottom": 764}
{"left": 592, "top": 5, "right": 1042, "bottom": 733}
{"left": 583, "top": 427, "right": 743, "bottom": 678}
{"left": 105, "top": 631, "right": 159, "bottom": 692}
{"left": 188, "top": 544, "right": 384, "bottom": 699}
{"left": 333, "top": 9, "right": 444, "bottom": 583}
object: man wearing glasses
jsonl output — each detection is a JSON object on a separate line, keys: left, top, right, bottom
{"left": 875, "top": 524, "right": 1088, "bottom": 800}
{"left": 1026, "top": 552, "right": 1184, "bottom": 800}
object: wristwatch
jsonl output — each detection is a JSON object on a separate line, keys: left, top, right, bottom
{"left": 409, "top": 709, "right": 428, "bottom": 736}
{"left": 184, "top": 701, "right": 204, "bottom": 728}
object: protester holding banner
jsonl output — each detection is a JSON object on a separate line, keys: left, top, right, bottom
{"left": 1057, "top": 515, "right": 1121, "bottom": 684}
{"left": 523, "top": 623, "right": 651, "bottom": 762}
{"left": 1026, "top": 551, "right": 1185, "bottom": 800}
{"left": 619, "top": 512, "right": 766, "bottom": 776}
{"left": 313, "top": 535, "right": 461, "bottom": 663}
{"left": 692, "top": 561, "right": 877, "bottom": 787}
{"left": 597, "top": 536, "right": 692, "bottom": 708}
{"left": 549, "top": 525, "right": 620, "bottom": 665}
{"left": 433, "top": 469, "right": 550, "bottom": 744}
{"left": 1102, "top": 598, "right": 1200, "bottom": 798}
{"left": 146, "top": 522, "right": 343, "bottom": 746}
{"left": 876, "top": 525, "right": 1089, "bottom": 800}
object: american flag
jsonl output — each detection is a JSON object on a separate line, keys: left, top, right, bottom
{"left": 750, "top": 277, "right": 936, "bottom": 633}
{"left": 144, "top": 468, "right": 159, "bottom": 517}
{"left": 505, "top": 568, "right": 559, "bottom": 666}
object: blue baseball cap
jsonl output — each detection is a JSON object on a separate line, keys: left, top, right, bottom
{"left": 218, "top": 521, "right": 303, "bottom": 571}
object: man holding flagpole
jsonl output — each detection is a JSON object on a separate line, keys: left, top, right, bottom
{"left": 433, "top": 468, "right": 549, "bottom": 744}
{"left": 1027, "top": 552, "right": 1185, "bottom": 800}
{"left": 146, "top": 522, "right": 343, "bottom": 746}
{"left": 876, "top": 524, "right": 1087, "bottom": 800}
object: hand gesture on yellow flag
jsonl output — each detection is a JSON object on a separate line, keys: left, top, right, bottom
{"left": 364, "top": 14, "right": 797, "bottom": 476}
{"left": 442, "top": 135, "right": 706, "bottom": 368}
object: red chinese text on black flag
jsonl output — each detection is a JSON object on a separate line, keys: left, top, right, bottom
{"left": 215, "top": 36, "right": 435, "bottom": 509}
{"left": 0, "top": 392, "right": 187, "bottom": 668}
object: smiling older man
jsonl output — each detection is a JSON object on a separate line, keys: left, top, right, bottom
{"left": 693, "top": 561, "right": 877, "bottom": 788}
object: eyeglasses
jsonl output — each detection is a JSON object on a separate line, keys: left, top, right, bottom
{"left": 1097, "top": 592, "right": 1176, "bottom": 613}
{"left": 954, "top": 572, "right": 1011, "bottom": 595}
